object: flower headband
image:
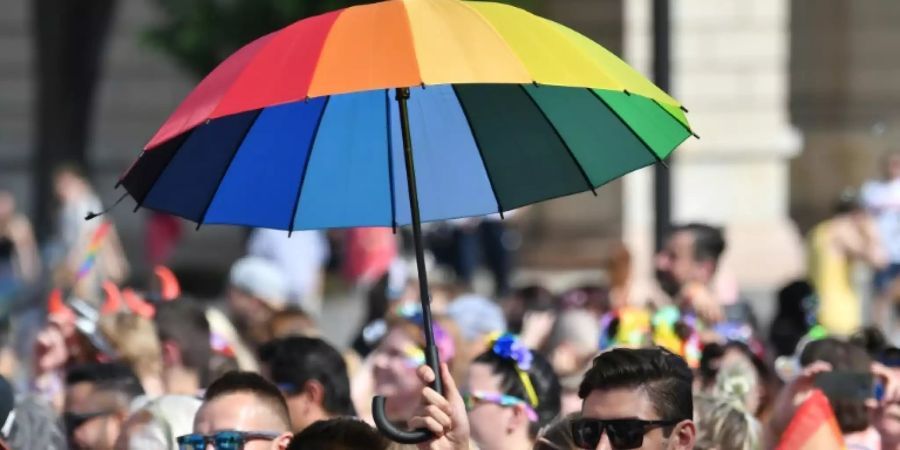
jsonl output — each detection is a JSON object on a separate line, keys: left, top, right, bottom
{"left": 488, "top": 332, "right": 539, "bottom": 407}
{"left": 397, "top": 304, "right": 455, "bottom": 364}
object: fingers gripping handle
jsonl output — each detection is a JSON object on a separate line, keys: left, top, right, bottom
{"left": 373, "top": 345, "right": 443, "bottom": 444}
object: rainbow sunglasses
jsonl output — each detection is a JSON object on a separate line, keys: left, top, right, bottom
{"left": 463, "top": 390, "right": 539, "bottom": 422}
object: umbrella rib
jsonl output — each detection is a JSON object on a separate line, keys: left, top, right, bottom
{"left": 450, "top": 85, "right": 505, "bottom": 218}
{"left": 287, "top": 97, "right": 331, "bottom": 236}
{"left": 385, "top": 89, "right": 397, "bottom": 233}
{"left": 518, "top": 85, "right": 596, "bottom": 196}
{"left": 587, "top": 89, "right": 669, "bottom": 168}
{"left": 649, "top": 98, "right": 699, "bottom": 140}
{"left": 195, "top": 110, "right": 264, "bottom": 230}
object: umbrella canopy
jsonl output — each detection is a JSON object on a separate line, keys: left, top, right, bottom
{"left": 116, "top": 0, "right": 694, "bottom": 443}
{"left": 120, "top": 0, "right": 693, "bottom": 230}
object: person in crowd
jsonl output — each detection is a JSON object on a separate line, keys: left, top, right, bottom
{"left": 0, "top": 373, "right": 66, "bottom": 450}
{"left": 544, "top": 310, "right": 601, "bottom": 416}
{"left": 0, "top": 190, "right": 39, "bottom": 301}
{"left": 502, "top": 285, "right": 555, "bottom": 335}
{"left": 258, "top": 336, "right": 355, "bottom": 432}
{"left": 180, "top": 371, "right": 292, "bottom": 450}
{"left": 446, "top": 294, "right": 507, "bottom": 380}
{"left": 769, "top": 338, "right": 881, "bottom": 448}
{"left": 693, "top": 359, "right": 763, "bottom": 450}
{"left": 354, "top": 313, "right": 458, "bottom": 424}
{"left": 447, "top": 215, "right": 518, "bottom": 298}
{"left": 64, "top": 362, "right": 145, "bottom": 450}
{"left": 98, "top": 312, "right": 164, "bottom": 397}
{"left": 285, "top": 417, "right": 391, "bottom": 450}
{"left": 808, "top": 190, "right": 887, "bottom": 335}
{"left": 227, "top": 256, "right": 291, "bottom": 348}
{"left": 534, "top": 413, "right": 579, "bottom": 450}
{"left": 247, "top": 228, "right": 330, "bottom": 317}
{"left": 464, "top": 333, "right": 561, "bottom": 450}
{"left": 697, "top": 342, "right": 771, "bottom": 419}
{"left": 269, "top": 307, "right": 320, "bottom": 340}
{"left": 654, "top": 223, "right": 730, "bottom": 324}
{"left": 114, "top": 394, "right": 200, "bottom": 450}
{"left": 862, "top": 152, "right": 900, "bottom": 325}
{"left": 575, "top": 347, "right": 696, "bottom": 450}
{"left": 153, "top": 298, "right": 212, "bottom": 396}
{"left": 408, "top": 346, "right": 695, "bottom": 450}
{"left": 768, "top": 280, "right": 814, "bottom": 357}
{"left": 51, "top": 164, "right": 128, "bottom": 300}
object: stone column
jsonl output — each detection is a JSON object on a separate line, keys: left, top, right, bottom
{"left": 623, "top": 0, "right": 805, "bottom": 314}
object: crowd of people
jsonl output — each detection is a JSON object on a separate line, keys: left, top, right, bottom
{"left": 1, "top": 160, "right": 900, "bottom": 449}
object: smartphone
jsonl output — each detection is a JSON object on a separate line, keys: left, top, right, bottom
{"left": 814, "top": 371, "right": 874, "bottom": 400}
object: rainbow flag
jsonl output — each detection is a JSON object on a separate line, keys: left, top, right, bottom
{"left": 75, "top": 221, "right": 112, "bottom": 281}
{"left": 775, "top": 389, "right": 845, "bottom": 450}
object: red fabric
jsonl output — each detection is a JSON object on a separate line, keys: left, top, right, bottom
{"left": 343, "top": 227, "right": 397, "bottom": 284}
{"left": 776, "top": 390, "right": 846, "bottom": 450}
{"left": 145, "top": 213, "right": 183, "bottom": 266}
{"left": 145, "top": 11, "right": 342, "bottom": 149}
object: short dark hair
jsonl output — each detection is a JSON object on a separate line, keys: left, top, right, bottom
{"left": 473, "top": 347, "right": 561, "bottom": 437}
{"left": 286, "top": 418, "right": 389, "bottom": 450}
{"left": 204, "top": 371, "right": 291, "bottom": 430}
{"left": 579, "top": 347, "right": 693, "bottom": 422}
{"left": 154, "top": 298, "right": 212, "bottom": 385}
{"left": 258, "top": 337, "right": 355, "bottom": 416}
{"left": 671, "top": 223, "right": 726, "bottom": 265}
{"left": 799, "top": 338, "right": 872, "bottom": 433}
{"left": 65, "top": 362, "right": 145, "bottom": 406}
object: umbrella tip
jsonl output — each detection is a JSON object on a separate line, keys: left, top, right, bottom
{"left": 680, "top": 105, "right": 689, "bottom": 113}
{"left": 623, "top": 89, "right": 632, "bottom": 96}
{"left": 691, "top": 131, "right": 700, "bottom": 139}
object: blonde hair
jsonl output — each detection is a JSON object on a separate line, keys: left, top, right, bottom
{"left": 694, "top": 361, "right": 763, "bottom": 450}
{"left": 98, "top": 312, "right": 163, "bottom": 380}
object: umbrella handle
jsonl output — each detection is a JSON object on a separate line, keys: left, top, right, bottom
{"left": 373, "top": 344, "right": 443, "bottom": 444}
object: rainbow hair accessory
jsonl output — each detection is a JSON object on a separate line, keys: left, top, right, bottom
{"left": 75, "top": 221, "right": 112, "bottom": 281}
{"left": 488, "top": 332, "right": 539, "bottom": 408}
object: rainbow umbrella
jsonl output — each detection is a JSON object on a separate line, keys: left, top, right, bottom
{"left": 116, "top": 0, "right": 694, "bottom": 442}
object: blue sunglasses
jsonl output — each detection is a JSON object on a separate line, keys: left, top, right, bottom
{"left": 177, "top": 430, "right": 280, "bottom": 450}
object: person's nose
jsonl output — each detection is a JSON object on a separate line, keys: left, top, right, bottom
{"left": 654, "top": 252, "right": 670, "bottom": 271}
{"left": 596, "top": 433, "right": 613, "bottom": 450}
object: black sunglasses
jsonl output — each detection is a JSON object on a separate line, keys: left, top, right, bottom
{"left": 571, "top": 417, "right": 682, "bottom": 449}
{"left": 64, "top": 410, "right": 116, "bottom": 433}
{"left": 177, "top": 430, "right": 281, "bottom": 450}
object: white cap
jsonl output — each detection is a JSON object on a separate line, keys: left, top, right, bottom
{"left": 229, "top": 257, "right": 289, "bottom": 310}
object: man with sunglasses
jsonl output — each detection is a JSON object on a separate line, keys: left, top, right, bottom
{"left": 573, "top": 347, "right": 696, "bottom": 450}
{"left": 179, "top": 371, "right": 292, "bottom": 450}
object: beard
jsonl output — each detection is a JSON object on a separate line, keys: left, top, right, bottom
{"left": 655, "top": 269, "right": 682, "bottom": 298}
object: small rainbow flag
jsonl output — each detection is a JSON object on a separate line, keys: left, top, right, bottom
{"left": 75, "top": 221, "right": 112, "bottom": 281}
{"left": 775, "top": 389, "right": 846, "bottom": 450}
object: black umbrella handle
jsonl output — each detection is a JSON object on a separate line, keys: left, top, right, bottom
{"left": 372, "top": 344, "right": 443, "bottom": 444}
{"left": 373, "top": 87, "right": 444, "bottom": 444}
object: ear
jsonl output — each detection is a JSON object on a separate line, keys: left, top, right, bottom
{"left": 304, "top": 380, "right": 325, "bottom": 407}
{"left": 162, "top": 340, "right": 182, "bottom": 366}
{"left": 508, "top": 403, "right": 530, "bottom": 434}
{"left": 670, "top": 420, "right": 696, "bottom": 450}
{"left": 272, "top": 431, "right": 293, "bottom": 450}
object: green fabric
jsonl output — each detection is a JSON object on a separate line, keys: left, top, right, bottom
{"left": 454, "top": 84, "right": 587, "bottom": 210}
{"left": 592, "top": 89, "right": 691, "bottom": 160}
{"left": 523, "top": 85, "right": 658, "bottom": 188}
{"left": 657, "top": 101, "right": 692, "bottom": 132}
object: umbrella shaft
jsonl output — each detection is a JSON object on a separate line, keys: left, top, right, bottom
{"left": 397, "top": 87, "right": 443, "bottom": 396}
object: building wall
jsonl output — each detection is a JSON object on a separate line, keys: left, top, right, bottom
{"left": 789, "top": 0, "right": 900, "bottom": 232}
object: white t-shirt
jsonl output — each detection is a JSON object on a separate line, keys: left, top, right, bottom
{"left": 862, "top": 179, "right": 900, "bottom": 263}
